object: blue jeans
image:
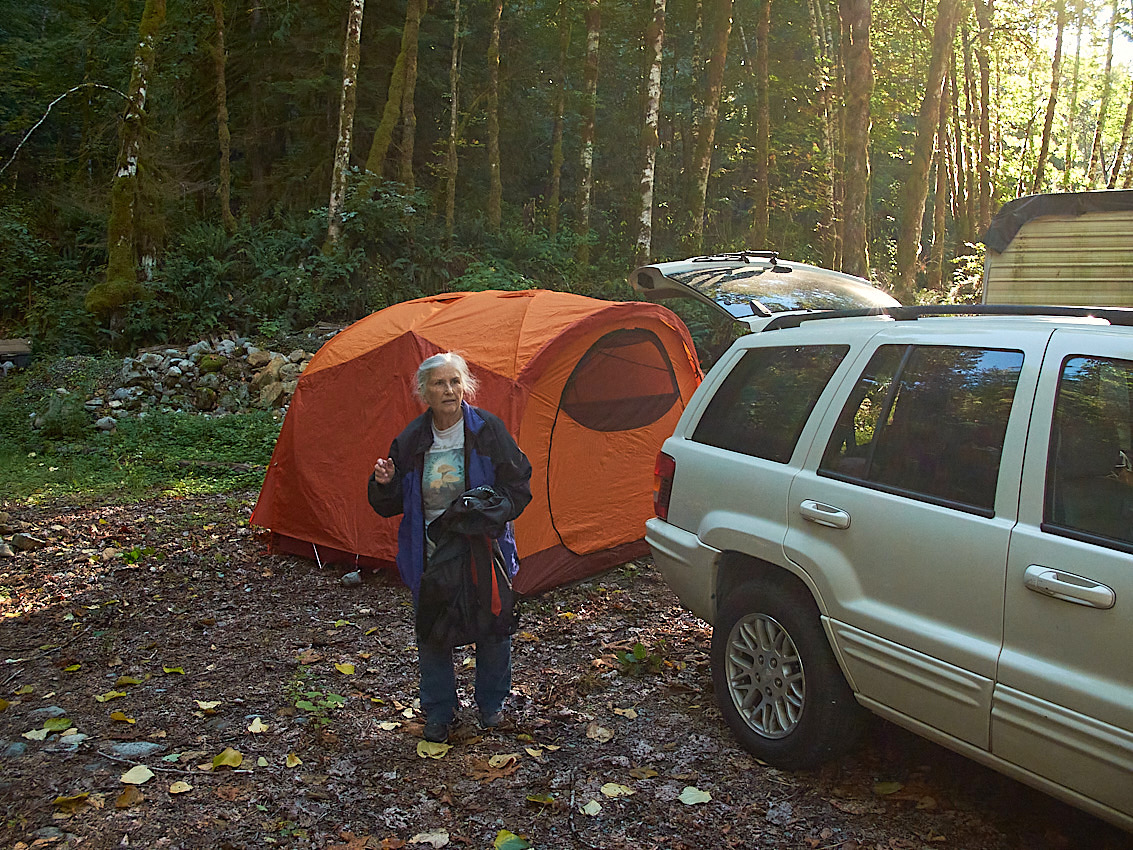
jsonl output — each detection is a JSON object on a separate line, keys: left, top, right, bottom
{"left": 418, "top": 635, "right": 511, "bottom": 726}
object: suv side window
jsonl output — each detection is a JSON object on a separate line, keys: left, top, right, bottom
{"left": 819, "top": 345, "right": 1023, "bottom": 513}
{"left": 1046, "top": 355, "right": 1133, "bottom": 546}
{"left": 692, "top": 345, "right": 848, "bottom": 462}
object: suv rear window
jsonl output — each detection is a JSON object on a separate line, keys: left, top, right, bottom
{"left": 819, "top": 345, "right": 1024, "bottom": 513}
{"left": 692, "top": 345, "right": 848, "bottom": 462}
{"left": 1046, "top": 355, "right": 1133, "bottom": 546}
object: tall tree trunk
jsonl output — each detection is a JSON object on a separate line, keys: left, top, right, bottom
{"left": 635, "top": 0, "right": 666, "bottom": 267}
{"left": 487, "top": 0, "right": 504, "bottom": 231}
{"left": 327, "top": 0, "right": 366, "bottom": 247}
{"left": 951, "top": 47, "right": 969, "bottom": 242}
{"left": 1085, "top": 0, "right": 1118, "bottom": 185}
{"left": 1109, "top": 77, "right": 1133, "bottom": 188}
{"left": 212, "top": 0, "right": 235, "bottom": 233}
{"left": 1061, "top": 0, "right": 1085, "bottom": 190}
{"left": 1031, "top": 0, "right": 1067, "bottom": 193}
{"left": 445, "top": 0, "right": 461, "bottom": 245}
{"left": 928, "top": 70, "right": 951, "bottom": 294}
{"left": 548, "top": 3, "right": 570, "bottom": 237}
{"left": 972, "top": 0, "right": 992, "bottom": 232}
{"left": 839, "top": 0, "right": 872, "bottom": 278}
{"left": 399, "top": 0, "right": 426, "bottom": 190}
{"left": 684, "top": 0, "right": 734, "bottom": 254}
{"left": 366, "top": 0, "right": 422, "bottom": 177}
{"left": 893, "top": 0, "right": 962, "bottom": 301}
{"left": 807, "top": 0, "right": 838, "bottom": 265}
{"left": 576, "top": 0, "right": 600, "bottom": 264}
{"left": 751, "top": 0, "right": 771, "bottom": 247}
{"left": 87, "top": 0, "right": 166, "bottom": 323}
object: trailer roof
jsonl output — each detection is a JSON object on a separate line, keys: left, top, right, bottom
{"left": 982, "top": 189, "right": 1133, "bottom": 253}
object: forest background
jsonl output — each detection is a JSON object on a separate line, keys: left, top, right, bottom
{"left": 1, "top": 0, "right": 1132, "bottom": 355}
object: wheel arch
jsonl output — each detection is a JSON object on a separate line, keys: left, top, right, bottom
{"left": 715, "top": 550, "right": 826, "bottom": 620}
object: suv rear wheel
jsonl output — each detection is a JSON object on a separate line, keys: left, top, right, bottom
{"left": 711, "top": 579, "right": 864, "bottom": 769}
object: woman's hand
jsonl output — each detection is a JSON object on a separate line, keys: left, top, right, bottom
{"left": 373, "top": 457, "right": 396, "bottom": 485}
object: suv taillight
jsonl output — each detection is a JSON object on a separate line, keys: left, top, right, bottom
{"left": 653, "top": 451, "right": 676, "bottom": 520}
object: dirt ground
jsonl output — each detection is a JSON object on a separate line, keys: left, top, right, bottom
{"left": 0, "top": 494, "right": 1128, "bottom": 850}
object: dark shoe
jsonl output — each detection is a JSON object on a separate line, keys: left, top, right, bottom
{"left": 423, "top": 721, "right": 450, "bottom": 743}
{"left": 480, "top": 711, "right": 503, "bottom": 729}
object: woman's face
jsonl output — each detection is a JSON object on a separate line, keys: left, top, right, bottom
{"left": 422, "top": 364, "right": 465, "bottom": 425}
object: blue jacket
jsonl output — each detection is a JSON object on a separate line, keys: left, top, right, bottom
{"left": 367, "top": 402, "right": 532, "bottom": 602}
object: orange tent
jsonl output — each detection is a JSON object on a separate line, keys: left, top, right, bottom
{"left": 251, "top": 289, "right": 702, "bottom": 595}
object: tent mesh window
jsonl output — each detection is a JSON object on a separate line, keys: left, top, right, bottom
{"left": 560, "top": 329, "right": 681, "bottom": 431}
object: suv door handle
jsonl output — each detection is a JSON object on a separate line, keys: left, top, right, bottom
{"left": 1023, "top": 565, "right": 1116, "bottom": 609}
{"left": 800, "top": 500, "right": 851, "bottom": 529}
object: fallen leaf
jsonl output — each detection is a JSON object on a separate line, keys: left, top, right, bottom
{"left": 212, "top": 747, "right": 244, "bottom": 769}
{"left": 679, "top": 786, "right": 712, "bottom": 805}
{"left": 0, "top": 698, "right": 8, "bottom": 712}
{"left": 120, "top": 765, "right": 154, "bottom": 785}
{"left": 600, "top": 782, "right": 635, "bottom": 798}
{"left": 14, "top": 685, "right": 34, "bottom": 695}
{"left": 216, "top": 784, "right": 245, "bottom": 801}
{"left": 169, "top": 781, "right": 192, "bottom": 794}
{"left": 115, "top": 785, "right": 144, "bottom": 808}
{"left": 526, "top": 793, "right": 555, "bottom": 806}
{"left": 109, "top": 711, "right": 136, "bottom": 724}
{"left": 629, "top": 766, "right": 658, "bottom": 779}
{"left": 298, "top": 649, "right": 324, "bottom": 664}
{"left": 286, "top": 753, "right": 302, "bottom": 768}
{"left": 409, "top": 831, "right": 450, "bottom": 848}
{"left": 22, "top": 728, "right": 48, "bottom": 741}
{"left": 52, "top": 793, "right": 89, "bottom": 811}
{"left": 335, "top": 662, "right": 355, "bottom": 675}
{"left": 524, "top": 747, "right": 544, "bottom": 760}
{"left": 162, "top": 666, "right": 185, "bottom": 675}
{"left": 194, "top": 700, "right": 222, "bottom": 712}
{"left": 257, "top": 756, "right": 269, "bottom": 767}
{"left": 63, "top": 664, "right": 81, "bottom": 672}
{"left": 247, "top": 717, "right": 269, "bottom": 733}
{"left": 488, "top": 753, "right": 520, "bottom": 769}
{"left": 377, "top": 721, "right": 399, "bottom": 731}
{"left": 585, "top": 722, "right": 614, "bottom": 743}
{"left": 115, "top": 676, "right": 142, "bottom": 686}
{"left": 95, "top": 690, "right": 127, "bottom": 702}
{"left": 613, "top": 707, "right": 638, "bottom": 719}
{"left": 493, "top": 830, "right": 532, "bottom": 850}
{"left": 42, "top": 717, "right": 72, "bottom": 732}
{"left": 471, "top": 756, "right": 522, "bottom": 781}
{"left": 873, "top": 781, "right": 904, "bottom": 796}
{"left": 580, "top": 800, "right": 602, "bottom": 816}
{"left": 416, "top": 740, "right": 452, "bottom": 759}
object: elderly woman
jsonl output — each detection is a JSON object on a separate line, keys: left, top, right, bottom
{"left": 368, "top": 352, "right": 532, "bottom": 743}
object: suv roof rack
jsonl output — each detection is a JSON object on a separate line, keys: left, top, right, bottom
{"left": 762, "top": 303, "right": 1133, "bottom": 332}
{"left": 690, "top": 251, "right": 779, "bottom": 264}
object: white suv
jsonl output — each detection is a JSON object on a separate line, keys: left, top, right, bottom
{"left": 646, "top": 304, "right": 1133, "bottom": 832}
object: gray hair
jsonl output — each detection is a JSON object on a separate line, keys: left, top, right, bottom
{"left": 415, "top": 352, "right": 478, "bottom": 403}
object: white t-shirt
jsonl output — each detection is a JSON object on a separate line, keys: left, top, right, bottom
{"left": 423, "top": 418, "right": 466, "bottom": 528}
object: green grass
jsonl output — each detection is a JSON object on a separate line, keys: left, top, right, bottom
{"left": 0, "top": 364, "right": 281, "bottom": 503}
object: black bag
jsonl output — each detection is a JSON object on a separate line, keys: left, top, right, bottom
{"left": 416, "top": 487, "right": 519, "bottom": 648}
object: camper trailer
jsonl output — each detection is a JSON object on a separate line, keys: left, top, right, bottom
{"left": 982, "top": 190, "right": 1133, "bottom": 306}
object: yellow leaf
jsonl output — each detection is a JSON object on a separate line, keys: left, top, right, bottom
{"left": 333, "top": 619, "right": 352, "bottom": 628}
{"left": 873, "top": 781, "right": 904, "bottom": 796}
{"left": 557, "top": 611, "right": 576, "bottom": 619}
{"left": 377, "top": 721, "right": 399, "bottom": 731}
{"left": 600, "top": 782, "right": 635, "bottom": 798}
{"left": 526, "top": 793, "right": 555, "bottom": 805}
{"left": 64, "top": 664, "right": 81, "bottom": 673}
{"left": 334, "top": 662, "right": 355, "bottom": 675}
{"left": 488, "top": 753, "right": 520, "bottom": 769}
{"left": 115, "top": 676, "right": 142, "bottom": 687}
{"left": 257, "top": 756, "right": 269, "bottom": 767}
{"left": 247, "top": 717, "right": 268, "bottom": 733}
{"left": 14, "top": 685, "right": 34, "bottom": 695}
{"left": 0, "top": 698, "right": 8, "bottom": 712}
{"left": 212, "top": 747, "right": 244, "bottom": 769}
{"left": 95, "top": 691, "right": 127, "bottom": 703}
{"left": 416, "top": 740, "right": 452, "bottom": 759}
{"left": 585, "top": 723, "right": 614, "bottom": 743}
{"left": 286, "top": 753, "right": 302, "bottom": 768}
{"left": 613, "top": 707, "right": 638, "bottom": 720}
{"left": 120, "top": 765, "right": 154, "bottom": 785}
{"left": 169, "top": 781, "right": 192, "bottom": 795}
{"left": 524, "top": 747, "right": 544, "bottom": 760}
{"left": 580, "top": 800, "right": 602, "bottom": 816}
{"left": 22, "top": 729, "right": 48, "bottom": 741}
{"left": 678, "top": 786, "right": 711, "bottom": 805}
{"left": 163, "top": 666, "right": 185, "bottom": 675}
{"left": 364, "top": 627, "right": 378, "bottom": 635}
{"left": 52, "top": 793, "right": 89, "bottom": 811}
{"left": 109, "top": 711, "right": 136, "bottom": 724}
{"left": 629, "top": 766, "right": 659, "bottom": 779}
{"left": 42, "top": 717, "right": 72, "bottom": 732}
{"left": 194, "top": 700, "right": 222, "bottom": 712}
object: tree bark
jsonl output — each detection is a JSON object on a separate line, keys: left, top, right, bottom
{"left": 548, "top": 3, "right": 570, "bottom": 237}
{"left": 576, "top": 0, "right": 600, "bottom": 264}
{"left": 1085, "top": 0, "right": 1119, "bottom": 185}
{"left": 634, "top": 0, "right": 666, "bottom": 267}
{"left": 1109, "top": 77, "right": 1133, "bottom": 188}
{"left": 751, "top": 0, "right": 771, "bottom": 248}
{"left": 684, "top": 0, "right": 734, "bottom": 254}
{"left": 212, "top": 0, "right": 235, "bottom": 233}
{"left": 807, "top": 0, "right": 838, "bottom": 266}
{"left": 399, "top": 0, "right": 426, "bottom": 190}
{"left": 1060, "top": 0, "right": 1085, "bottom": 190}
{"left": 839, "top": 0, "right": 872, "bottom": 278}
{"left": 444, "top": 0, "right": 462, "bottom": 245}
{"left": 327, "top": 0, "right": 366, "bottom": 247}
{"left": 366, "top": 0, "right": 422, "bottom": 177}
{"left": 928, "top": 71, "right": 950, "bottom": 294}
{"left": 1031, "top": 0, "right": 1067, "bottom": 193}
{"left": 893, "top": 0, "right": 962, "bottom": 301}
{"left": 487, "top": 0, "right": 504, "bottom": 231}
{"left": 87, "top": 0, "right": 166, "bottom": 322}
{"left": 972, "top": 0, "right": 992, "bottom": 232}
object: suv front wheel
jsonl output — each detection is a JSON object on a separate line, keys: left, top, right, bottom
{"left": 711, "top": 578, "right": 864, "bottom": 769}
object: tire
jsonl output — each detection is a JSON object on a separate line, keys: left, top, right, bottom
{"left": 711, "top": 578, "right": 864, "bottom": 770}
